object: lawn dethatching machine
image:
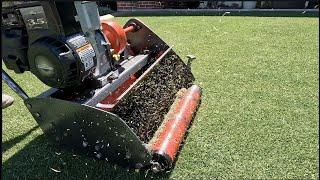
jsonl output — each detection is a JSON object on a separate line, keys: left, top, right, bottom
{"left": 2, "top": 1, "right": 201, "bottom": 172}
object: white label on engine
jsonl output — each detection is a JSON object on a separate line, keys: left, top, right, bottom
{"left": 76, "top": 44, "right": 95, "bottom": 71}
{"left": 67, "top": 35, "right": 88, "bottom": 49}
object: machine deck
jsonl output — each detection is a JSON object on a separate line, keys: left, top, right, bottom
{"left": 23, "top": 46, "right": 196, "bottom": 170}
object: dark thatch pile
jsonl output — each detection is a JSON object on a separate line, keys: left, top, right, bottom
{"left": 112, "top": 54, "right": 194, "bottom": 143}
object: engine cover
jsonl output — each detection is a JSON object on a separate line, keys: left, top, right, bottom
{"left": 28, "top": 34, "right": 96, "bottom": 89}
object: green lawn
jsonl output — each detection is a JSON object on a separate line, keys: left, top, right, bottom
{"left": 2, "top": 16, "right": 319, "bottom": 179}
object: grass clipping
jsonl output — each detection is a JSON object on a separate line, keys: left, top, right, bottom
{"left": 112, "top": 54, "right": 194, "bottom": 143}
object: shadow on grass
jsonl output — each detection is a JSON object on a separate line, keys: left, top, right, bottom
{"left": 2, "top": 125, "right": 40, "bottom": 153}
{"left": 2, "top": 134, "right": 171, "bottom": 180}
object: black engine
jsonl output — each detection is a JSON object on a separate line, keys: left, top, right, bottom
{"left": 2, "top": 1, "right": 110, "bottom": 89}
